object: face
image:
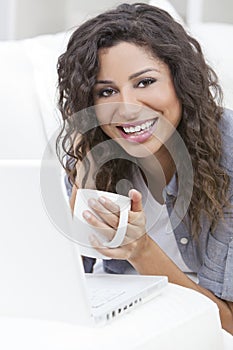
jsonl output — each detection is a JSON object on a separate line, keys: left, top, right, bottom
{"left": 93, "top": 42, "right": 182, "bottom": 158}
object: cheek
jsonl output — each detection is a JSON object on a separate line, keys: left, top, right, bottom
{"left": 95, "top": 104, "right": 117, "bottom": 127}
{"left": 170, "top": 99, "right": 182, "bottom": 126}
{"left": 99, "top": 125, "right": 115, "bottom": 139}
{"left": 170, "top": 92, "right": 182, "bottom": 117}
{"left": 150, "top": 81, "right": 180, "bottom": 110}
{"left": 159, "top": 91, "right": 182, "bottom": 125}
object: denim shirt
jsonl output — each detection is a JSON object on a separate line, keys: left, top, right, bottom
{"left": 67, "top": 108, "right": 233, "bottom": 302}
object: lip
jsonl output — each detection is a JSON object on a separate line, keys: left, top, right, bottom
{"left": 117, "top": 117, "right": 158, "bottom": 143}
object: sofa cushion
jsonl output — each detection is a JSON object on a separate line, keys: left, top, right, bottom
{"left": 0, "top": 31, "right": 70, "bottom": 159}
{"left": 189, "top": 23, "right": 233, "bottom": 110}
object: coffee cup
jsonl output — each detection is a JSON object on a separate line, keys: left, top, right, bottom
{"left": 72, "top": 189, "right": 131, "bottom": 258}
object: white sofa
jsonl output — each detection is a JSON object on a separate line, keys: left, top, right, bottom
{"left": 0, "top": 31, "right": 70, "bottom": 159}
{"left": 0, "top": 0, "right": 233, "bottom": 160}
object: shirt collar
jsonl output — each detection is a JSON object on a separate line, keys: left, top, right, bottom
{"left": 162, "top": 172, "right": 178, "bottom": 200}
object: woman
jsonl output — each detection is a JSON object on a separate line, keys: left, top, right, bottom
{"left": 56, "top": 3, "right": 233, "bottom": 333}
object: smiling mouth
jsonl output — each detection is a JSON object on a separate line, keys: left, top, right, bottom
{"left": 117, "top": 118, "right": 158, "bottom": 135}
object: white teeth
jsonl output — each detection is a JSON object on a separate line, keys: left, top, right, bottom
{"left": 122, "top": 119, "right": 155, "bottom": 134}
{"left": 129, "top": 126, "right": 135, "bottom": 133}
{"left": 141, "top": 123, "right": 147, "bottom": 130}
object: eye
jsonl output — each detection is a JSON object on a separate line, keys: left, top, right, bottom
{"left": 137, "top": 78, "right": 156, "bottom": 88}
{"left": 97, "top": 88, "right": 117, "bottom": 98}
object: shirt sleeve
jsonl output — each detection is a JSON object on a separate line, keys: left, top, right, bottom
{"left": 64, "top": 173, "right": 73, "bottom": 198}
{"left": 197, "top": 194, "right": 233, "bottom": 302}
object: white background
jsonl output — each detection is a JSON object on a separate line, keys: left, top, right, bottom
{"left": 1, "top": 0, "right": 233, "bottom": 40}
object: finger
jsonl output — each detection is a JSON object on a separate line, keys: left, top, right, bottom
{"left": 83, "top": 210, "right": 116, "bottom": 241}
{"left": 89, "top": 234, "right": 126, "bottom": 259}
{"left": 128, "top": 189, "right": 143, "bottom": 212}
{"left": 88, "top": 198, "right": 119, "bottom": 229}
{"left": 98, "top": 196, "right": 121, "bottom": 216}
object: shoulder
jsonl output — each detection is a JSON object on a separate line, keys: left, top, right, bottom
{"left": 219, "top": 108, "right": 233, "bottom": 172}
{"left": 220, "top": 108, "right": 233, "bottom": 134}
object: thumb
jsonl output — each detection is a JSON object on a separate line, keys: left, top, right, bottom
{"left": 128, "top": 189, "right": 143, "bottom": 212}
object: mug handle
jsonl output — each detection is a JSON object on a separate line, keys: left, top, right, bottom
{"left": 103, "top": 209, "right": 129, "bottom": 248}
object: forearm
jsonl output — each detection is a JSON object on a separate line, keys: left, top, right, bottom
{"left": 129, "top": 235, "right": 233, "bottom": 335}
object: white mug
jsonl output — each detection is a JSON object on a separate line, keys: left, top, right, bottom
{"left": 72, "top": 189, "right": 131, "bottom": 258}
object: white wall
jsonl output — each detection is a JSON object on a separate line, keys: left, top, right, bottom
{"left": 168, "top": 0, "right": 187, "bottom": 20}
{"left": 1, "top": 0, "right": 233, "bottom": 40}
{"left": 0, "top": 0, "right": 67, "bottom": 40}
{"left": 0, "top": 0, "right": 16, "bottom": 40}
{"left": 202, "top": 0, "right": 233, "bottom": 23}
{"left": 66, "top": 0, "right": 233, "bottom": 30}
{"left": 66, "top": 0, "right": 149, "bottom": 29}
{"left": 15, "top": 0, "right": 66, "bottom": 39}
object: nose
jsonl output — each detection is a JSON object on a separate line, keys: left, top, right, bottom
{"left": 117, "top": 87, "right": 142, "bottom": 121}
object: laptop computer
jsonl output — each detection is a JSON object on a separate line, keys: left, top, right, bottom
{"left": 0, "top": 159, "right": 168, "bottom": 326}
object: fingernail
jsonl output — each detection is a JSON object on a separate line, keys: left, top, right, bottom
{"left": 128, "top": 189, "right": 133, "bottom": 199}
{"left": 83, "top": 210, "right": 91, "bottom": 219}
{"left": 88, "top": 198, "right": 96, "bottom": 207}
{"left": 99, "top": 196, "right": 106, "bottom": 204}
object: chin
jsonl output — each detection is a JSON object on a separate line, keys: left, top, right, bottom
{"left": 117, "top": 139, "right": 162, "bottom": 159}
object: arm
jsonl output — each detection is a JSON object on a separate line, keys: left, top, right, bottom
{"left": 86, "top": 189, "right": 233, "bottom": 334}
{"left": 129, "top": 234, "right": 233, "bottom": 335}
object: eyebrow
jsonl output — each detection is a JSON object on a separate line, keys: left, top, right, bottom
{"left": 129, "top": 68, "right": 159, "bottom": 80}
{"left": 95, "top": 68, "right": 159, "bottom": 85}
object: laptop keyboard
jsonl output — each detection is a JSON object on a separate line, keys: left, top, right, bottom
{"left": 90, "top": 288, "right": 126, "bottom": 308}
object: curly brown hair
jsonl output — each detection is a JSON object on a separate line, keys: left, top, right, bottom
{"left": 56, "top": 2, "right": 230, "bottom": 238}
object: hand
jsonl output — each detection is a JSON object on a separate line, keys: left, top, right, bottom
{"left": 82, "top": 189, "right": 148, "bottom": 260}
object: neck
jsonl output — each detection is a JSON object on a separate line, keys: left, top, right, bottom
{"left": 137, "top": 145, "right": 176, "bottom": 203}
